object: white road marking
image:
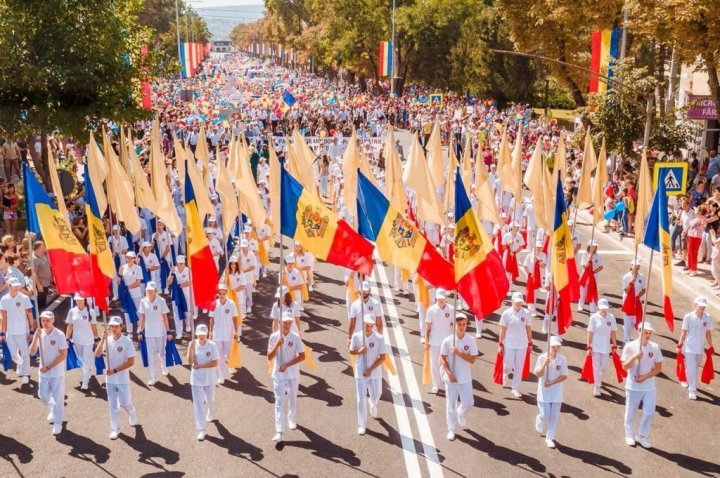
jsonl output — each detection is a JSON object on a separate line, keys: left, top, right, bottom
{"left": 371, "top": 257, "right": 444, "bottom": 478}
{"left": 45, "top": 294, "right": 68, "bottom": 313}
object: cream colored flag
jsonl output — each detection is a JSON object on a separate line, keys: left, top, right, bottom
{"left": 426, "top": 120, "right": 445, "bottom": 189}
{"left": 509, "top": 127, "right": 524, "bottom": 203}
{"left": 383, "top": 125, "right": 408, "bottom": 211}
{"left": 125, "top": 136, "right": 157, "bottom": 212}
{"left": 215, "top": 146, "right": 240, "bottom": 238}
{"left": 341, "top": 130, "right": 362, "bottom": 222}
{"left": 150, "top": 122, "right": 182, "bottom": 235}
{"left": 499, "top": 126, "right": 515, "bottom": 195}
{"left": 634, "top": 150, "right": 653, "bottom": 244}
{"left": 87, "top": 133, "right": 108, "bottom": 215}
{"left": 269, "top": 145, "right": 281, "bottom": 236}
{"left": 196, "top": 125, "right": 211, "bottom": 186}
{"left": 175, "top": 136, "right": 212, "bottom": 217}
{"left": 474, "top": 156, "right": 501, "bottom": 225}
{"left": 103, "top": 129, "right": 141, "bottom": 234}
{"left": 576, "top": 130, "right": 597, "bottom": 209}
{"left": 402, "top": 133, "right": 444, "bottom": 224}
{"left": 291, "top": 130, "right": 319, "bottom": 198}
{"left": 553, "top": 134, "right": 567, "bottom": 183}
{"left": 47, "top": 144, "right": 71, "bottom": 227}
{"left": 460, "top": 136, "right": 473, "bottom": 198}
{"left": 119, "top": 127, "right": 131, "bottom": 173}
{"left": 234, "top": 140, "right": 267, "bottom": 229}
{"left": 591, "top": 139, "right": 609, "bottom": 225}
{"left": 523, "top": 142, "right": 549, "bottom": 231}
{"left": 541, "top": 154, "right": 555, "bottom": 232}
{"left": 443, "top": 143, "right": 459, "bottom": 215}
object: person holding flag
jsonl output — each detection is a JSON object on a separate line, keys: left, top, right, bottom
{"left": 502, "top": 222, "right": 525, "bottom": 283}
{"left": 677, "top": 297, "right": 714, "bottom": 400}
{"left": 137, "top": 282, "right": 172, "bottom": 386}
{"left": 270, "top": 286, "right": 302, "bottom": 335}
{"left": 239, "top": 240, "right": 257, "bottom": 314}
{"left": 349, "top": 313, "right": 387, "bottom": 435}
{"left": 109, "top": 225, "right": 129, "bottom": 300}
{"left": 424, "top": 289, "right": 454, "bottom": 395}
{"left": 65, "top": 293, "right": 99, "bottom": 390}
{"left": 621, "top": 260, "right": 646, "bottom": 343}
{"left": 578, "top": 240, "right": 603, "bottom": 313}
{"left": 585, "top": 298, "right": 619, "bottom": 397}
{"left": 348, "top": 281, "right": 383, "bottom": 342}
{"left": 208, "top": 283, "right": 239, "bottom": 385}
{"left": 168, "top": 255, "right": 193, "bottom": 334}
{"left": 498, "top": 292, "right": 533, "bottom": 398}
{"left": 283, "top": 254, "right": 307, "bottom": 311}
{"left": 119, "top": 251, "right": 143, "bottom": 334}
{"left": 188, "top": 323, "right": 219, "bottom": 441}
{"left": 0, "top": 278, "right": 35, "bottom": 385}
{"left": 139, "top": 242, "right": 161, "bottom": 287}
{"left": 522, "top": 239, "right": 546, "bottom": 317}
{"left": 533, "top": 335, "right": 568, "bottom": 449}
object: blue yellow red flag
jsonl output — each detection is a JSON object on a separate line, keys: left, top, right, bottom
{"left": 550, "top": 175, "right": 580, "bottom": 334}
{"left": 85, "top": 168, "right": 115, "bottom": 311}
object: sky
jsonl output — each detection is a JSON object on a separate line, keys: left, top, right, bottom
{"left": 190, "top": 0, "right": 264, "bottom": 6}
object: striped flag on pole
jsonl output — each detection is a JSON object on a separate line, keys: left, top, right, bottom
{"left": 379, "top": 41, "right": 392, "bottom": 77}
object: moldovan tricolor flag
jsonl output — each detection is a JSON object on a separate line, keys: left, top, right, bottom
{"left": 281, "top": 168, "right": 374, "bottom": 275}
{"left": 378, "top": 41, "right": 392, "bottom": 77}
{"left": 356, "top": 170, "right": 454, "bottom": 289}
{"left": 454, "top": 169, "right": 509, "bottom": 318}
{"left": 550, "top": 175, "right": 580, "bottom": 334}
{"left": 22, "top": 164, "right": 93, "bottom": 296}
{"left": 642, "top": 171, "right": 675, "bottom": 332}
{"left": 85, "top": 170, "right": 115, "bottom": 311}
{"left": 185, "top": 168, "right": 219, "bottom": 310}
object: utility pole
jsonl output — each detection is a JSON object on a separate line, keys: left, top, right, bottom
{"left": 390, "top": 0, "right": 396, "bottom": 97}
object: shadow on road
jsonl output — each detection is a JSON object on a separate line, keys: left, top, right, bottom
{"left": 0, "top": 433, "right": 33, "bottom": 476}
{"left": 555, "top": 442, "right": 632, "bottom": 476}
{"left": 457, "top": 429, "right": 547, "bottom": 476}
{"left": 648, "top": 447, "right": 720, "bottom": 477}
{"left": 119, "top": 425, "right": 180, "bottom": 472}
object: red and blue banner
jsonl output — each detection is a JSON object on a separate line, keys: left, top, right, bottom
{"left": 379, "top": 41, "right": 393, "bottom": 77}
{"left": 589, "top": 29, "right": 621, "bottom": 94}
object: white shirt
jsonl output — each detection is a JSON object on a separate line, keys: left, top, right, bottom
{"left": 140, "top": 252, "right": 160, "bottom": 271}
{"left": 228, "top": 272, "right": 246, "bottom": 292}
{"left": 65, "top": 306, "right": 97, "bottom": 345}
{"left": 502, "top": 232, "right": 525, "bottom": 253}
{"left": 349, "top": 297, "right": 382, "bottom": 334}
{"left": 190, "top": 339, "right": 220, "bottom": 386}
{"left": 580, "top": 251, "right": 602, "bottom": 271}
{"left": 109, "top": 234, "right": 129, "bottom": 259}
{"left": 621, "top": 339, "right": 662, "bottom": 391}
{"left": 587, "top": 312, "right": 617, "bottom": 354}
{"left": 426, "top": 302, "right": 455, "bottom": 346}
{"left": 622, "top": 272, "right": 646, "bottom": 299}
{"left": 285, "top": 268, "right": 305, "bottom": 290}
{"left": 0, "top": 292, "right": 32, "bottom": 335}
{"left": 153, "top": 230, "right": 173, "bottom": 259}
{"left": 139, "top": 296, "right": 170, "bottom": 337}
{"left": 440, "top": 333, "right": 478, "bottom": 384}
{"left": 534, "top": 353, "right": 568, "bottom": 403}
{"left": 174, "top": 266, "right": 190, "bottom": 289}
{"left": 499, "top": 307, "right": 532, "bottom": 349}
{"left": 105, "top": 334, "right": 136, "bottom": 385}
{"left": 122, "top": 264, "right": 143, "bottom": 298}
{"left": 522, "top": 252, "right": 547, "bottom": 270}
{"left": 682, "top": 311, "right": 713, "bottom": 355}
{"left": 210, "top": 299, "right": 238, "bottom": 341}
{"left": 39, "top": 327, "right": 68, "bottom": 379}
{"left": 350, "top": 330, "right": 386, "bottom": 379}
{"left": 240, "top": 252, "right": 257, "bottom": 282}
{"left": 268, "top": 330, "right": 305, "bottom": 380}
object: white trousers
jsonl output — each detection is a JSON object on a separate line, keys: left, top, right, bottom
{"left": 622, "top": 313, "right": 635, "bottom": 342}
{"left": 685, "top": 352, "right": 702, "bottom": 393}
{"left": 215, "top": 340, "right": 231, "bottom": 379}
{"left": 124, "top": 297, "right": 141, "bottom": 334}
{"left": 7, "top": 334, "right": 30, "bottom": 376}
{"left": 292, "top": 290, "right": 304, "bottom": 311}
{"left": 446, "top": 382, "right": 472, "bottom": 433}
{"left": 74, "top": 342, "right": 95, "bottom": 385}
{"left": 146, "top": 336, "right": 166, "bottom": 380}
{"left": 579, "top": 286, "right": 598, "bottom": 312}
{"left": 273, "top": 378, "right": 299, "bottom": 433}
{"left": 244, "top": 283, "right": 254, "bottom": 312}
{"left": 430, "top": 346, "right": 442, "bottom": 389}
{"left": 107, "top": 382, "right": 136, "bottom": 432}
{"left": 624, "top": 389, "right": 656, "bottom": 439}
{"left": 192, "top": 384, "right": 215, "bottom": 431}
{"left": 536, "top": 401, "right": 561, "bottom": 441}
{"left": 418, "top": 306, "right": 427, "bottom": 338}
{"left": 38, "top": 375, "right": 65, "bottom": 426}
{"left": 475, "top": 319, "right": 484, "bottom": 336}
{"left": 503, "top": 347, "right": 526, "bottom": 391}
{"left": 355, "top": 377, "right": 382, "bottom": 428}
{"left": 592, "top": 352, "right": 610, "bottom": 386}
{"left": 393, "top": 268, "right": 408, "bottom": 292}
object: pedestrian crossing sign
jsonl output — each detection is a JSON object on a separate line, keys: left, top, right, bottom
{"left": 429, "top": 94, "right": 443, "bottom": 107}
{"left": 653, "top": 162, "right": 687, "bottom": 196}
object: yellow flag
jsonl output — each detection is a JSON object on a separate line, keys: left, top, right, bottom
{"left": 460, "top": 136, "right": 473, "bottom": 198}
{"left": 46, "top": 144, "right": 70, "bottom": 227}
{"left": 634, "top": 150, "right": 653, "bottom": 244}
{"left": 383, "top": 125, "right": 408, "bottom": 212}
{"left": 509, "top": 127, "right": 524, "bottom": 203}
{"left": 196, "top": 125, "right": 211, "bottom": 186}
{"left": 215, "top": 146, "right": 239, "bottom": 238}
{"left": 150, "top": 122, "right": 182, "bottom": 235}
{"left": 119, "top": 127, "right": 131, "bottom": 173}
{"left": 426, "top": 120, "right": 445, "bottom": 189}
{"left": 498, "top": 126, "right": 514, "bottom": 195}
{"left": 576, "top": 130, "right": 597, "bottom": 209}
{"left": 125, "top": 135, "right": 157, "bottom": 212}
{"left": 103, "top": 129, "right": 142, "bottom": 234}
{"left": 287, "top": 130, "right": 318, "bottom": 199}
{"left": 235, "top": 139, "right": 267, "bottom": 229}
{"left": 402, "top": 133, "right": 444, "bottom": 224}
{"left": 176, "top": 136, "right": 213, "bottom": 218}
{"left": 474, "top": 151, "right": 501, "bottom": 225}
{"left": 443, "top": 143, "right": 459, "bottom": 215}
{"left": 269, "top": 145, "right": 281, "bottom": 236}
{"left": 87, "top": 133, "right": 108, "bottom": 215}
{"left": 553, "top": 134, "right": 567, "bottom": 183}
{"left": 592, "top": 139, "right": 609, "bottom": 225}
{"left": 342, "top": 129, "right": 362, "bottom": 222}
{"left": 523, "top": 142, "right": 549, "bottom": 230}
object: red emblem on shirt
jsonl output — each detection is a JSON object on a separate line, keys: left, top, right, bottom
{"left": 50, "top": 340, "right": 56, "bottom": 346}
{"left": 288, "top": 341, "right": 294, "bottom": 347}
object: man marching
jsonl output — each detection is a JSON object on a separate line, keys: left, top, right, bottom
{"left": 65, "top": 293, "right": 99, "bottom": 390}
{"left": 209, "top": 283, "right": 239, "bottom": 385}
{"left": 348, "top": 281, "right": 383, "bottom": 342}
{"left": 533, "top": 335, "right": 568, "bottom": 449}
{"left": 621, "top": 260, "right": 646, "bottom": 344}
{"left": 137, "top": 281, "right": 172, "bottom": 386}
{"left": 349, "top": 314, "right": 386, "bottom": 435}
{"left": 0, "top": 277, "right": 35, "bottom": 384}
{"left": 586, "top": 298, "right": 618, "bottom": 397}
{"left": 499, "top": 292, "right": 533, "bottom": 398}
{"left": 188, "top": 324, "right": 219, "bottom": 441}
{"left": 425, "top": 288, "right": 454, "bottom": 394}
{"left": 677, "top": 297, "right": 714, "bottom": 400}
{"left": 441, "top": 313, "right": 477, "bottom": 441}
{"left": 578, "top": 240, "right": 603, "bottom": 313}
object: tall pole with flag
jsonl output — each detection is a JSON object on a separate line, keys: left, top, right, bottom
{"left": 391, "top": 0, "right": 396, "bottom": 97}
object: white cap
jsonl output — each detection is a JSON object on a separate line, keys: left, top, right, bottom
{"left": 176, "top": 255, "right": 186, "bottom": 263}
{"left": 587, "top": 240, "right": 598, "bottom": 247}
{"left": 281, "top": 311, "right": 295, "bottom": 322}
{"left": 205, "top": 227, "right": 214, "bottom": 234}
{"left": 512, "top": 292, "right": 524, "bottom": 303}
{"left": 361, "top": 281, "right": 371, "bottom": 292}
{"left": 8, "top": 278, "right": 21, "bottom": 287}
{"left": 210, "top": 193, "right": 219, "bottom": 200}
{"left": 630, "top": 259, "right": 642, "bottom": 267}
{"left": 275, "top": 286, "right": 289, "bottom": 298}
{"left": 549, "top": 335, "right": 562, "bottom": 347}
{"left": 208, "top": 215, "right": 217, "bottom": 222}
{"left": 73, "top": 293, "right": 85, "bottom": 301}
{"left": 455, "top": 312, "right": 468, "bottom": 321}
{"left": 512, "top": 222, "right": 521, "bottom": 228}
{"left": 695, "top": 297, "right": 709, "bottom": 307}
{"left": 146, "top": 281, "right": 157, "bottom": 291}
{"left": 567, "top": 219, "right": 575, "bottom": 226}
{"left": 40, "top": 310, "right": 54, "bottom": 320}
{"left": 112, "top": 225, "right": 120, "bottom": 231}
{"left": 228, "top": 255, "right": 239, "bottom": 263}
{"left": 108, "top": 316, "right": 123, "bottom": 326}
{"left": 597, "top": 298, "right": 610, "bottom": 310}
{"left": 284, "top": 254, "right": 295, "bottom": 264}
{"left": 435, "top": 288, "right": 447, "bottom": 300}
{"left": 126, "top": 251, "right": 137, "bottom": 258}
{"left": 639, "top": 322, "right": 654, "bottom": 332}
{"left": 363, "top": 313, "right": 375, "bottom": 325}
{"left": 196, "top": 324, "right": 209, "bottom": 335}
{"left": 141, "top": 241, "right": 151, "bottom": 249}
{"left": 218, "top": 283, "right": 228, "bottom": 291}
{"left": 243, "top": 225, "right": 252, "bottom": 233}
{"left": 240, "top": 239, "right": 249, "bottom": 248}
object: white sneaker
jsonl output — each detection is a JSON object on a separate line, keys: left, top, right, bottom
{"left": 577, "top": 305, "right": 584, "bottom": 312}
{"left": 512, "top": 390, "right": 522, "bottom": 398}
{"left": 197, "top": 431, "right": 206, "bottom": 441}
{"left": 370, "top": 403, "right": 378, "bottom": 419}
{"left": 21, "top": 376, "right": 29, "bottom": 385}
{"left": 80, "top": 382, "right": 89, "bottom": 391}
{"left": 431, "top": 387, "right": 439, "bottom": 394}
{"left": 636, "top": 436, "right": 652, "bottom": 449}
{"left": 545, "top": 439, "right": 555, "bottom": 449}
{"left": 475, "top": 333, "right": 482, "bottom": 339}
{"left": 47, "top": 412, "right": 55, "bottom": 422}
{"left": 625, "top": 436, "right": 635, "bottom": 446}
{"left": 217, "top": 377, "right": 225, "bottom": 385}
{"left": 271, "top": 433, "right": 283, "bottom": 443}
{"left": 535, "top": 415, "right": 543, "bottom": 434}
{"left": 206, "top": 414, "right": 214, "bottom": 422}
{"left": 185, "top": 325, "right": 192, "bottom": 333}
{"left": 689, "top": 392, "right": 697, "bottom": 400}
{"left": 148, "top": 378, "right": 157, "bottom": 386}
{"left": 162, "top": 367, "right": 169, "bottom": 377}
{"left": 52, "top": 423, "right": 62, "bottom": 435}
{"left": 446, "top": 431, "right": 455, "bottom": 441}
{"left": 110, "top": 430, "right": 120, "bottom": 440}
{"left": 593, "top": 387, "right": 601, "bottom": 397}
{"left": 420, "top": 337, "right": 426, "bottom": 344}
{"left": 457, "top": 412, "right": 466, "bottom": 427}
{"left": 309, "top": 285, "right": 314, "bottom": 292}
{"left": 129, "top": 412, "right": 138, "bottom": 426}
{"left": 357, "top": 427, "right": 366, "bottom": 435}
{"left": 288, "top": 420, "right": 297, "bottom": 430}
{"left": 680, "top": 382, "right": 689, "bottom": 388}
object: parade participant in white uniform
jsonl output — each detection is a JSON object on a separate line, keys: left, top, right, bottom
{"left": 498, "top": 292, "right": 533, "bottom": 397}
{"left": 568, "top": 219, "right": 582, "bottom": 256}
{"left": 225, "top": 255, "right": 247, "bottom": 314}
{"left": 441, "top": 313, "right": 477, "bottom": 441}
{"left": 209, "top": 284, "right": 239, "bottom": 384}
{"left": 29, "top": 311, "right": 67, "bottom": 435}
{"left": 120, "top": 251, "right": 143, "bottom": 333}
{"left": 271, "top": 286, "right": 302, "bottom": 334}
{"left": 168, "top": 255, "right": 193, "bottom": 333}
{"left": 239, "top": 240, "right": 257, "bottom": 314}
{"left": 152, "top": 221, "right": 173, "bottom": 264}
{"left": 348, "top": 281, "right": 383, "bottom": 341}
{"left": 268, "top": 312, "right": 306, "bottom": 443}
{"left": 586, "top": 298, "right": 618, "bottom": 397}
{"left": 206, "top": 228, "right": 223, "bottom": 270}
{"left": 622, "top": 260, "right": 646, "bottom": 343}
{"left": 207, "top": 216, "right": 223, "bottom": 243}
{"left": 415, "top": 275, "right": 436, "bottom": 344}
{"left": 0, "top": 278, "right": 34, "bottom": 384}
{"left": 424, "top": 288, "right": 454, "bottom": 394}
{"left": 425, "top": 221, "right": 441, "bottom": 247}
{"left": 350, "top": 314, "right": 387, "bottom": 435}
{"left": 109, "top": 225, "right": 129, "bottom": 299}
{"left": 622, "top": 322, "right": 663, "bottom": 448}
{"left": 533, "top": 335, "right": 568, "bottom": 449}
{"left": 257, "top": 222, "right": 272, "bottom": 279}
{"left": 188, "top": 324, "right": 219, "bottom": 441}
{"left": 139, "top": 241, "right": 161, "bottom": 288}
{"left": 137, "top": 282, "right": 172, "bottom": 385}
{"left": 344, "top": 269, "right": 362, "bottom": 313}
{"left": 523, "top": 200, "right": 537, "bottom": 250}
{"left": 65, "top": 293, "right": 98, "bottom": 389}
{"left": 677, "top": 297, "right": 714, "bottom": 400}
{"left": 578, "top": 240, "right": 603, "bottom": 313}
{"left": 283, "top": 254, "right": 306, "bottom": 310}
{"left": 502, "top": 223, "right": 525, "bottom": 283}
{"left": 95, "top": 316, "right": 138, "bottom": 440}
{"left": 294, "top": 243, "right": 315, "bottom": 292}
{"left": 522, "top": 240, "right": 546, "bottom": 316}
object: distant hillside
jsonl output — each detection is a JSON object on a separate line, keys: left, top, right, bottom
{"left": 196, "top": 5, "right": 264, "bottom": 40}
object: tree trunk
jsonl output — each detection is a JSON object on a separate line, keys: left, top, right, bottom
{"left": 706, "top": 62, "right": 720, "bottom": 125}
{"left": 657, "top": 43, "right": 667, "bottom": 117}
{"left": 37, "top": 132, "right": 51, "bottom": 190}
{"left": 557, "top": 44, "right": 586, "bottom": 107}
